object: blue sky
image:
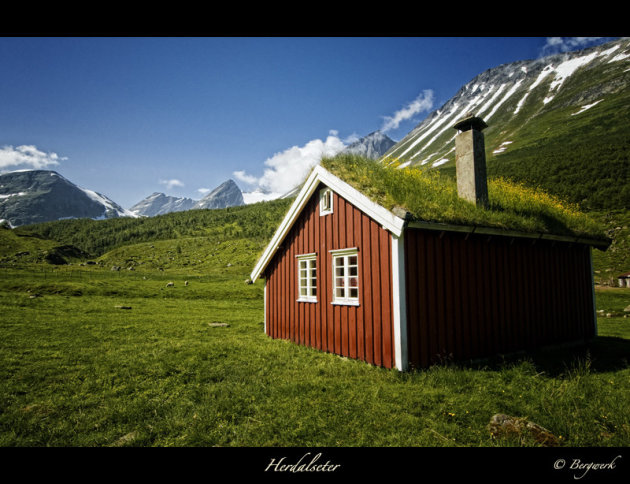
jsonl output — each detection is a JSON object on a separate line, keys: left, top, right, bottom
{"left": 0, "top": 36, "right": 617, "bottom": 208}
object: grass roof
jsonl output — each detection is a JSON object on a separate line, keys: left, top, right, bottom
{"left": 320, "top": 154, "right": 608, "bottom": 243}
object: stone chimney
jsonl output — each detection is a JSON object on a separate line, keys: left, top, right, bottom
{"left": 453, "top": 113, "right": 489, "bottom": 208}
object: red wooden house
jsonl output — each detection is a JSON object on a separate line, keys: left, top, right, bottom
{"left": 250, "top": 116, "right": 609, "bottom": 371}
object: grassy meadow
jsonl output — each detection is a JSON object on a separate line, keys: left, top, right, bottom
{"left": 0, "top": 158, "right": 628, "bottom": 448}
{"left": 1, "top": 249, "right": 629, "bottom": 447}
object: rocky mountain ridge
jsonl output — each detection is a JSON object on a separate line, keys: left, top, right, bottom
{"left": 130, "top": 179, "right": 244, "bottom": 217}
{"left": 342, "top": 131, "right": 396, "bottom": 159}
{"left": 1, "top": 168, "right": 246, "bottom": 225}
{"left": 0, "top": 170, "right": 136, "bottom": 227}
{"left": 382, "top": 37, "right": 630, "bottom": 171}
{"left": 128, "top": 192, "right": 197, "bottom": 217}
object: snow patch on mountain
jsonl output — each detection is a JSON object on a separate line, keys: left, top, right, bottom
{"left": 397, "top": 103, "right": 461, "bottom": 159}
{"left": 543, "top": 51, "right": 600, "bottom": 104}
{"left": 381, "top": 38, "right": 630, "bottom": 167}
{"left": 493, "top": 141, "right": 513, "bottom": 154}
{"left": 486, "top": 79, "right": 524, "bottom": 120}
{"left": 571, "top": 100, "right": 603, "bottom": 115}
{"left": 81, "top": 187, "right": 137, "bottom": 218}
{"left": 514, "top": 65, "right": 555, "bottom": 114}
{"left": 0, "top": 192, "right": 27, "bottom": 199}
{"left": 478, "top": 84, "right": 507, "bottom": 117}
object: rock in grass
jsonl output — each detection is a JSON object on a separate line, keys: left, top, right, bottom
{"left": 488, "top": 413, "right": 560, "bottom": 447}
{"left": 110, "top": 431, "right": 138, "bottom": 447}
{"left": 209, "top": 322, "right": 229, "bottom": 327}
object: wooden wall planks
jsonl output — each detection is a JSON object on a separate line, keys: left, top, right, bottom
{"left": 404, "top": 228, "right": 595, "bottom": 369}
{"left": 264, "top": 184, "right": 395, "bottom": 369}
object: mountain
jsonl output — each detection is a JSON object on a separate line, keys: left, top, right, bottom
{"left": 130, "top": 179, "right": 245, "bottom": 217}
{"left": 342, "top": 131, "right": 396, "bottom": 159}
{"left": 195, "top": 179, "right": 244, "bottom": 209}
{"left": 0, "top": 170, "right": 136, "bottom": 227}
{"left": 129, "top": 192, "right": 197, "bottom": 217}
{"left": 381, "top": 37, "right": 630, "bottom": 210}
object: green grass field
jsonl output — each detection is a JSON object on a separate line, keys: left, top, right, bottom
{"left": 1, "top": 259, "right": 628, "bottom": 447}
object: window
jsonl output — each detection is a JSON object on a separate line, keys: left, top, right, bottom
{"left": 331, "top": 248, "right": 359, "bottom": 305}
{"left": 296, "top": 253, "right": 317, "bottom": 302}
{"left": 320, "top": 187, "right": 333, "bottom": 215}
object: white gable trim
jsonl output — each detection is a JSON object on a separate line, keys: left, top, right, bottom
{"left": 250, "top": 164, "right": 406, "bottom": 282}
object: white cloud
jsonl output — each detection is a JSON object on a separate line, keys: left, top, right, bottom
{"left": 159, "top": 178, "right": 184, "bottom": 190}
{"left": 197, "top": 187, "right": 210, "bottom": 195}
{"left": 541, "top": 37, "right": 609, "bottom": 56}
{"left": 0, "top": 145, "right": 66, "bottom": 172}
{"left": 380, "top": 90, "right": 434, "bottom": 133}
{"left": 242, "top": 190, "right": 285, "bottom": 204}
{"left": 232, "top": 91, "right": 436, "bottom": 199}
{"left": 233, "top": 170, "right": 259, "bottom": 185}
{"left": 343, "top": 132, "right": 361, "bottom": 144}
{"left": 233, "top": 132, "right": 346, "bottom": 195}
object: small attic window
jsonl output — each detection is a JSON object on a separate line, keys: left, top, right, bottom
{"left": 320, "top": 187, "right": 333, "bottom": 215}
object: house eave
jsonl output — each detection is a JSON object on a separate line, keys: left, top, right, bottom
{"left": 406, "top": 220, "right": 611, "bottom": 249}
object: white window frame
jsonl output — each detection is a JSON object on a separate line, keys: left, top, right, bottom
{"left": 320, "top": 187, "right": 333, "bottom": 216}
{"left": 296, "top": 253, "right": 317, "bottom": 303}
{"left": 330, "top": 248, "right": 359, "bottom": 306}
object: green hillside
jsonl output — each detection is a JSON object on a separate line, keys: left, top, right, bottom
{"left": 434, "top": 79, "right": 630, "bottom": 212}
{"left": 0, "top": 225, "right": 89, "bottom": 266}
{"left": 590, "top": 209, "right": 630, "bottom": 285}
{"left": 0, "top": 226, "right": 56, "bottom": 261}
{"left": 97, "top": 237, "right": 266, "bottom": 276}
{"left": 13, "top": 198, "right": 293, "bottom": 259}
{"left": 483, "top": 84, "right": 630, "bottom": 211}
{"left": 2, "top": 153, "right": 627, "bottom": 283}
{"left": 384, "top": 38, "right": 630, "bottom": 214}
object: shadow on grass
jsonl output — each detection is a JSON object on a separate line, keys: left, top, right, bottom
{"left": 448, "top": 336, "right": 630, "bottom": 377}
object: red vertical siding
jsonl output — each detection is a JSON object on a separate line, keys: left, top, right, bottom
{"left": 405, "top": 230, "right": 419, "bottom": 366}
{"left": 405, "top": 228, "right": 596, "bottom": 369}
{"left": 353, "top": 204, "right": 363, "bottom": 362}
{"left": 264, "top": 184, "right": 395, "bottom": 368}
{"left": 380, "top": 228, "right": 393, "bottom": 368}
{"left": 361, "top": 213, "right": 374, "bottom": 364}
